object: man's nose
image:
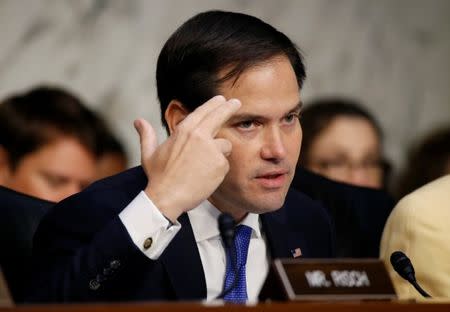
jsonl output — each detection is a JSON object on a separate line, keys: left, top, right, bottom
{"left": 260, "top": 127, "right": 287, "bottom": 162}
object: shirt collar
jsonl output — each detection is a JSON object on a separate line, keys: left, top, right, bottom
{"left": 187, "top": 200, "right": 262, "bottom": 243}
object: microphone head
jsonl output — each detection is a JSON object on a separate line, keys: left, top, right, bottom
{"left": 218, "top": 213, "right": 235, "bottom": 249}
{"left": 390, "top": 251, "right": 416, "bottom": 282}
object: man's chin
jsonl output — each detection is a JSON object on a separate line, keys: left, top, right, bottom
{"left": 249, "top": 205, "right": 283, "bottom": 215}
{"left": 246, "top": 194, "right": 287, "bottom": 214}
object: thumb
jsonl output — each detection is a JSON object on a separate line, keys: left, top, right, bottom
{"left": 134, "top": 118, "right": 158, "bottom": 161}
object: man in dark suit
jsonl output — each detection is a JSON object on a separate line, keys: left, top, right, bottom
{"left": 26, "top": 10, "right": 335, "bottom": 303}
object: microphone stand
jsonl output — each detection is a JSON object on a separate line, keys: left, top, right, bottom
{"left": 411, "top": 279, "right": 431, "bottom": 298}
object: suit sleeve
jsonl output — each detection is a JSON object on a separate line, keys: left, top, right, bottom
{"left": 25, "top": 190, "right": 179, "bottom": 302}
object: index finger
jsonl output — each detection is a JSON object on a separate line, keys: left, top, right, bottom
{"left": 180, "top": 95, "right": 226, "bottom": 130}
{"left": 198, "top": 98, "right": 241, "bottom": 136}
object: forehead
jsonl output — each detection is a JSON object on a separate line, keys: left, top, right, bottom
{"left": 218, "top": 56, "right": 300, "bottom": 115}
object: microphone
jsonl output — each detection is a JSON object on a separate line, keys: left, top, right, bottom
{"left": 217, "top": 213, "right": 237, "bottom": 299}
{"left": 219, "top": 213, "right": 235, "bottom": 250}
{"left": 390, "top": 251, "right": 431, "bottom": 298}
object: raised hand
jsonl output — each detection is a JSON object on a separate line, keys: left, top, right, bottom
{"left": 134, "top": 95, "right": 241, "bottom": 222}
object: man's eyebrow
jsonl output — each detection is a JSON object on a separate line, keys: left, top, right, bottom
{"left": 228, "top": 101, "right": 303, "bottom": 123}
{"left": 291, "top": 101, "right": 303, "bottom": 114}
{"left": 279, "top": 101, "right": 303, "bottom": 116}
{"left": 227, "top": 113, "right": 263, "bottom": 123}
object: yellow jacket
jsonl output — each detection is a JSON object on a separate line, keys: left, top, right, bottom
{"left": 380, "top": 175, "right": 450, "bottom": 299}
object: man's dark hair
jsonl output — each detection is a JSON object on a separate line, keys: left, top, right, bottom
{"left": 299, "top": 97, "right": 383, "bottom": 165}
{"left": 156, "top": 10, "right": 306, "bottom": 131}
{"left": 87, "top": 111, "right": 127, "bottom": 160}
{"left": 0, "top": 86, "right": 98, "bottom": 169}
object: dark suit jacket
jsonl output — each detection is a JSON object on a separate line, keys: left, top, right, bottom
{"left": 291, "top": 167, "right": 395, "bottom": 258}
{"left": 26, "top": 166, "right": 335, "bottom": 303}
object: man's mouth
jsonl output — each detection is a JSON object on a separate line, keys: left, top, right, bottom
{"left": 254, "top": 170, "right": 289, "bottom": 189}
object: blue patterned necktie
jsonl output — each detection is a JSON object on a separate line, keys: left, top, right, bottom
{"left": 223, "top": 224, "right": 252, "bottom": 303}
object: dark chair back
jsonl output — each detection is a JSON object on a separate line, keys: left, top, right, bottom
{"left": 0, "top": 186, "right": 54, "bottom": 302}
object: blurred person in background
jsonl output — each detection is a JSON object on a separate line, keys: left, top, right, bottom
{"left": 394, "top": 126, "right": 450, "bottom": 200}
{"left": 93, "top": 120, "right": 128, "bottom": 180}
{"left": 0, "top": 86, "right": 98, "bottom": 202}
{"left": 298, "top": 97, "right": 389, "bottom": 189}
{"left": 81, "top": 102, "right": 128, "bottom": 180}
{"left": 293, "top": 97, "right": 394, "bottom": 257}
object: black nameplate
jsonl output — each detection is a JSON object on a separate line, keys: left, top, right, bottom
{"left": 272, "top": 258, "right": 396, "bottom": 301}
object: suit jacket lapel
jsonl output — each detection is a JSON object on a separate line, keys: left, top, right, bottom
{"left": 160, "top": 213, "right": 206, "bottom": 300}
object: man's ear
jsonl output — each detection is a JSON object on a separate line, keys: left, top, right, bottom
{"left": 164, "top": 100, "right": 190, "bottom": 135}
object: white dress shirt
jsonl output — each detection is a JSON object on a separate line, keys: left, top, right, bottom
{"left": 119, "top": 191, "right": 269, "bottom": 302}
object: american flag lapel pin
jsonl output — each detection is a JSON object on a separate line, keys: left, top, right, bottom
{"left": 291, "top": 248, "right": 302, "bottom": 258}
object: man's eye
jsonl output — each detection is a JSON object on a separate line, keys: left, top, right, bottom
{"left": 284, "top": 113, "right": 299, "bottom": 124}
{"left": 237, "top": 120, "right": 255, "bottom": 129}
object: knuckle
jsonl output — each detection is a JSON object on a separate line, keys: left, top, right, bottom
{"left": 218, "top": 156, "right": 230, "bottom": 171}
{"left": 189, "top": 128, "right": 205, "bottom": 141}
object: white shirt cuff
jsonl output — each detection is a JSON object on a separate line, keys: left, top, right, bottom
{"left": 119, "top": 191, "right": 181, "bottom": 259}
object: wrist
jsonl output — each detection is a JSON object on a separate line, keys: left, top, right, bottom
{"left": 144, "top": 184, "right": 182, "bottom": 223}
